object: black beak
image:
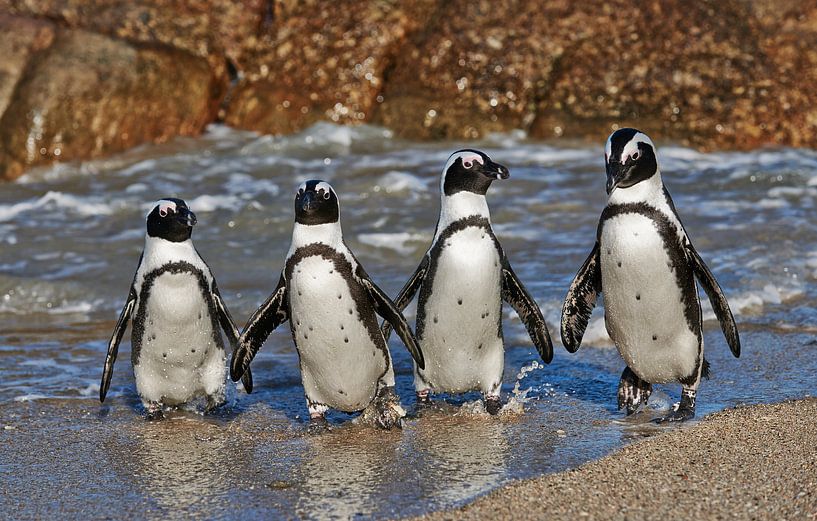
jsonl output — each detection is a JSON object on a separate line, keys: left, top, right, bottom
{"left": 301, "top": 191, "right": 318, "bottom": 212}
{"left": 177, "top": 207, "right": 197, "bottom": 226}
{"left": 485, "top": 159, "right": 510, "bottom": 180}
{"left": 606, "top": 161, "right": 629, "bottom": 195}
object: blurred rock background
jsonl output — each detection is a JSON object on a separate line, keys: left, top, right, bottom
{"left": 0, "top": 0, "right": 815, "bottom": 179}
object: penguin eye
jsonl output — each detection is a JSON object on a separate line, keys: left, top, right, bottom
{"left": 463, "top": 160, "right": 473, "bottom": 169}
{"left": 631, "top": 151, "right": 640, "bottom": 161}
{"left": 323, "top": 190, "right": 331, "bottom": 200}
{"left": 159, "top": 208, "right": 167, "bottom": 217}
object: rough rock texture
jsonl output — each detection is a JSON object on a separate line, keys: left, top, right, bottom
{"left": 414, "top": 399, "right": 817, "bottom": 521}
{"left": 2, "top": 0, "right": 817, "bottom": 179}
{"left": 224, "top": 0, "right": 435, "bottom": 135}
{"left": 0, "top": 28, "right": 218, "bottom": 179}
{"left": 0, "top": 15, "right": 54, "bottom": 118}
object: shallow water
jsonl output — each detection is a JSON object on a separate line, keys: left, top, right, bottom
{"left": 1, "top": 124, "right": 815, "bottom": 520}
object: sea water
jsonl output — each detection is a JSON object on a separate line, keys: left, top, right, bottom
{"left": 1, "top": 123, "right": 815, "bottom": 519}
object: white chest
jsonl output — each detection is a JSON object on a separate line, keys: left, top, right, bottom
{"left": 138, "top": 271, "right": 217, "bottom": 366}
{"left": 418, "top": 226, "right": 505, "bottom": 392}
{"left": 599, "top": 213, "right": 700, "bottom": 382}
{"left": 288, "top": 256, "right": 386, "bottom": 410}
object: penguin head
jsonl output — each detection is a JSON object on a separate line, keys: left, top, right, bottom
{"left": 294, "top": 180, "right": 340, "bottom": 225}
{"left": 146, "top": 198, "right": 197, "bottom": 242}
{"left": 604, "top": 128, "right": 658, "bottom": 194}
{"left": 441, "top": 149, "right": 509, "bottom": 196}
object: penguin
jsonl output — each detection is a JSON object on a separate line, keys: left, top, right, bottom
{"left": 99, "top": 198, "right": 252, "bottom": 419}
{"left": 230, "top": 180, "right": 424, "bottom": 431}
{"left": 561, "top": 128, "right": 740, "bottom": 422}
{"left": 382, "top": 150, "right": 553, "bottom": 415}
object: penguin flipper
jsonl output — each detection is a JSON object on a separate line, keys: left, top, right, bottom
{"left": 212, "top": 283, "right": 254, "bottom": 393}
{"left": 232, "top": 274, "right": 289, "bottom": 382}
{"left": 560, "top": 243, "right": 601, "bottom": 353}
{"left": 100, "top": 288, "right": 136, "bottom": 403}
{"left": 357, "top": 267, "right": 426, "bottom": 370}
{"left": 685, "top": 242, "right": 741, "bottom": 358}
{"left": 500, "top": 259, "right": 553, "bottom": 363}
{"left": 381, "top": 255, "right": 429, "bottom": 341}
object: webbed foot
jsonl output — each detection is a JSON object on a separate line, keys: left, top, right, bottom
{"left": 485, "top": 395, "right": 502, "bottom": 415}
{"left": 145, "top": 402, "right": 164, "bottom": 421}
{"left": 204, "top": 395, "right": 226, "bottom": 415}
{"left": 654, "top": 388, "right": 696, "bottom": 424}
{"left": 307, "top": 415, "right": 331, "bottom": 435}
{"left": 617, "top": 366, "right": 653, "bottom": 415}
{"left": 373, "top": 386, "right": 405, "bottom": 430}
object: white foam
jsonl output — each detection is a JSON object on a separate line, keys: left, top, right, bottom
{"left": 13, "top": 394, "right": 48, "bottom": 402}
{"left": 374, "top": 171, "right": 429, "bottom": 194}
{"left": 0, "top": 191, "right": 116, "bottom": 222}
{"left": 357, "top": 232, "right": 429, "bottom": 255}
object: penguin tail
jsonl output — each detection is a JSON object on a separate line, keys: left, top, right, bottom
{"left": 701, "top": 358, "right": 711, "bottom": 380}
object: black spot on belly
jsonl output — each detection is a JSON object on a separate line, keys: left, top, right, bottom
{"left": 652, "top": 334, "right": 658, "bottom": 341}
{"left": 478, "top": 344, "right": 483, "bottom": 350}
{"left": 348, "top": 308, "right": 353, "bottom": 315}
{"left": 636, "top": 293, "right": 641, "bottom": 301}
{"left": 162, "top": 353, "right": 167, "bottom": 358}
{"left": 617, "top": 261, "right": 622, "bottom": 267}
{"left": 340, "top": 324, "right": 344, "bottom": 330}
{"left": 191, "top": 348, "right": 196, "bottom": 353}
{"left": 198, "top": 313, "right": 202, "bottom": 320}
{"left": 338, "top": 389, "right": 345, "bottom": 395}
{"left": 298, "top": 291, "right": 302, "bottom": 296}
{"left": 337, "top": 294, "right": 342, "bottom": 299}
{"left": 308, "top": 325, "right": 313, "bottom": 331}
{"left": 433, "top": 316, "right": 438, "bottom": 323}
{"left": 344, "top": 337, "right": 349, "bottom": 343}
{"left": 372, "top": 351, "right": 376, "bottom": 357}
{"left": 329, "top": 270, "right": 334, "bottom": 274}
{"left": 304, "top": 333, "right": 309, "bottom": 340}
{"left": 457, "top": 298, "right": 463, "bottom": 305}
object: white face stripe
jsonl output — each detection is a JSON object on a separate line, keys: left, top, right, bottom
{"left": 315, "top": 181, "right": 334, "bottom": 196}
{"left": 153, "top": 199, "right": 177, "bottom": 218}
{"left": 620, "top": 132, "right": 654, "bottom": 163}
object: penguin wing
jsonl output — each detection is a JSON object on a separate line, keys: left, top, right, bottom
{"left": 381, "top": 254, "right": 430, "bottom": 341}
{"left": 560, "top": 243, "right": 601, "bottom": 353}
{"left": 357, "top": 266, "right": 426, "bottom": 370}
{"left": 231, "top": 274, "right": 289, "bottom": 382}
{"left": 685, "top": 242, "right": 741, "bottom": 357}
{"left": 501, "top": 259, "right": 554, "bottom": 363}
{"left": 100, "top": 286, "right": 137, "bottom": 403}
{"left": 212, "top": 282, "right": 253, "bottom": 393}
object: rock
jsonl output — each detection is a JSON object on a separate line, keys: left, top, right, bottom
{"left": 0, "top": 15, "right": 54, "bottom": 118}
{"left": 0, "top": 28, "right": 219, "bottom": 179}
{"left": 374, "top": 0, "right": 566, "bottom": 140}
{"left": 224, "top": 0, "right": 435, "bottom": 135}
{"left": 0, "top": 0, "right": 267, "bottom": 72}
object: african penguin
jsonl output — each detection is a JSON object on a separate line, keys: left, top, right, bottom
{"left": 382, "top": 150, "right": 553, "bottom": 415}
{"left": 100, "top": 198, "right": 252, "bottom": 419}
{"left": 230, "top": 180, "right": 424, "bottom": 431}
{"left": 561, "top": 128, "right": 740, "bottom": 422}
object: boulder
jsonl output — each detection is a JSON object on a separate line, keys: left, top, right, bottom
{"left": 224, "top": 0, "right": 435, "bottom": 135}
{"left": 0, "top": 28, "right": 219, "bottom": 179}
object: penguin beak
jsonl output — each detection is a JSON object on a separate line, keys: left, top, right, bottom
{"left": 606, "top": 161, "right": 629, "bottom": 195}
{"left": 484, "top": 159, "right": 510, "bottom": 180}
{"left": 177, "top": 207, "right": 197, "bottom": 227}
{"left": 301, "top": 191, "right": 318, "bottom": 213}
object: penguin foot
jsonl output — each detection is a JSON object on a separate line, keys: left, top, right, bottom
{"left": 617, "top": 367, "right": 653, "bottom": 415}
{"left": 373, "top": 386, "right": 405, "bottom": 430}
{"left": 204, "top": 395, "right": 226, "bottom": 415}
{"left": 485, "top": 395, "right": 502, "bottom": 415}
{"left": 654, "top": 388, "right": 696, "bottom": 424}
{"left": 416, "top": 390, "right": 432, "bottom": 406}
{"left": 307, "top": 415, "right": 331, "bottom": 435}
{"left": 145, "top": 402, "right": 164, "bottom": 421}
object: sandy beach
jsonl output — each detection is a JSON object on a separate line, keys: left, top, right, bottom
{"left": 414, "top": 398, "right": 817, "bottom": 520}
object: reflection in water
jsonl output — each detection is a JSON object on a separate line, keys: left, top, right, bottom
{"left": 412, "top": 410, "right": 510, "bottom": 505}
{"left": 295, "top": 425, "right": 402, "bottom": 520}
{"left": 116, "top": 415, "right": 238, "bottom": 519}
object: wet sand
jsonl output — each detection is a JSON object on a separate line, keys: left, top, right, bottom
{"left": 415, "top": 398, "right": 817, "bottom": 521}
